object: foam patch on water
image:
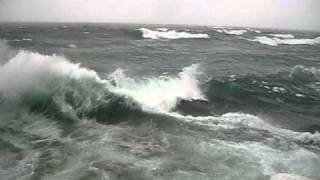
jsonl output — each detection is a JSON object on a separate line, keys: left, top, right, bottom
{"left": 250, "top": 36, "right": 320, "bottom": 46}
{"left": 216, "top": 29, "right": 247, "bottom": 35}
{"left": 207, "top": 140, "right": 320, "bottom": 178}
{"left": 139, "top": 28, "right": 209, "bottom": 39}
{"left": 168, "top": 112, "right": 320, "bottom": 145}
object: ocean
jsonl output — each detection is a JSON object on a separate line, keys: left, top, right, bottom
{"left": 0, "top": 23, "right": 320, "bottom": 180}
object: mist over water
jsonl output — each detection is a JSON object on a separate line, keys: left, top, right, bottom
{"left": 0, "top": 24, "right": 320, "bottom": 180}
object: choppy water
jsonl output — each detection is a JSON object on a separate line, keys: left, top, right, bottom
{"left": 0, "top": 23, "right": 320, "bottom": 180}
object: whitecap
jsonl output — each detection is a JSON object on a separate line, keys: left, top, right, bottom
{"left": 12, "top": 38, "right": 33, "bottom": 42}
{"left": 250, "top": 36, "right": 320, "bottom": 46}
{"left": 156, "top": 28, "right": 168, "bottom": 32}
{"left": 295, "top": 93, "right": 306, "bottom": 97}
{"left": 108, "top": 64, "right": 205, "bottom": 112}
{"left": 138, "top": 28, "right": 209, "bottom": 39}
{"left": 216, "top": 29, "right": 247, "bottom": 35}
{"left": 272, "top": 87, "right": 286, "bottom": 93}
{"left": 68, "top": 44, "right": 77, "bottom": 48}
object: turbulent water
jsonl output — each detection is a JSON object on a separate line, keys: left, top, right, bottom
{"left": 0, "top": 23, "right": 320, "bottom": 180}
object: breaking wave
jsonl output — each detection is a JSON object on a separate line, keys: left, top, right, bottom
{"left": 138, "top": 28, "right": 210, "bottom": 39}
{"left": 0, "top": 49, "right": 205, "bottom": 123}
{"left": 250, "top": 36, "right": 320, "bottom": 46}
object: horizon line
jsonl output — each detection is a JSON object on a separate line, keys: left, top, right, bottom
{"left": 0, "top": 21, "right": 319, "bottom": 32}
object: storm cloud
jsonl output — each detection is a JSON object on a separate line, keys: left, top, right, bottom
{"left": 0, "top": 0, "right": 319, "bottom": 30}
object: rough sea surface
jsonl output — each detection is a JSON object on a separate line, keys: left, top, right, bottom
{"left": 0, "top": 23, "right": 320, "bottom": 180}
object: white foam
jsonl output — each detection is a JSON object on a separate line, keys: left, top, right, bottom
{"left": 139, "top": 28, "right": 209, "bottom": 39}
{"left": 251, "top": 36, "right": 320, "bottom": 46}
{"left": 167, "top": 112, "right": 320, "bottom": 144}
{"left": 214, "top": 140, "right": 320, "bottom": 177}
{"left": 216, "top": 29, "right": 247, "bottom": 35}
{"left": 108, "top": 64, "right": 205, "bottom": 112}
{"left": 270, "top": 34, "right": 295, "bottom": 39}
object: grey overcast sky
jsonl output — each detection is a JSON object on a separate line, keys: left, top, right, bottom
{"left": 0, "top": 0, "right": 319, "bottom": 30}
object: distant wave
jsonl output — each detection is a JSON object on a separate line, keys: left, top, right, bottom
{"left": 156, "top": 28, "right": 168, "bottom": 31}
{"left": 269, "top": 34, "right": 295, "bottom": 39}
{"left": 247, "top": 28, "right": 261, "bottom": 33}
{"left": 12, "top": 38, "right": 33, "bottom": 42}
{"left": 138, "top": 28, "right": 209, "bottom": 39}
{"left": 68, "top": 44, "right": 77, "bottom": 48}
{"left": 216, "top": 29, "right": 247, "bottom": 35}
{"left": 250, "top": 36, "right": 320, "bottom": 46}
